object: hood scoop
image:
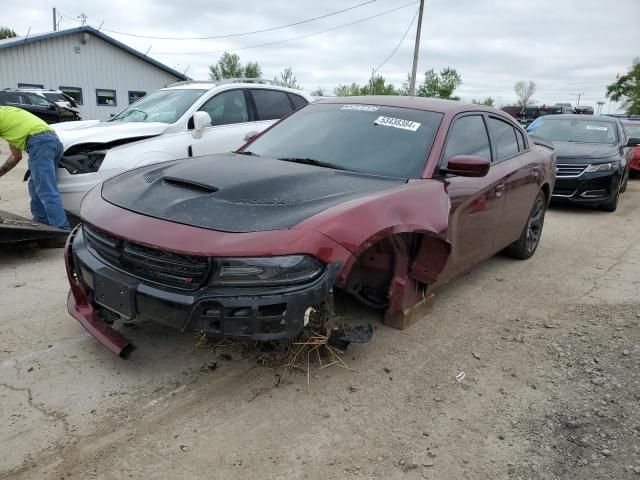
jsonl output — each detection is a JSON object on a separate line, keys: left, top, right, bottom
{"left": 162, "top": 177, "right": 218, "bottom": 194}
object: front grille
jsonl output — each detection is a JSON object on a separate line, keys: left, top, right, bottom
{"left": 556, "top": 163, "right": 588, "bottom": 177}
{"left": 83, "top": 225, "right": 210, "bottom": 289}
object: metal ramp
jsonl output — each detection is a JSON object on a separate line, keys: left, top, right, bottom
{"left": 0, "top": 210, "right": 68, "bottom": 244}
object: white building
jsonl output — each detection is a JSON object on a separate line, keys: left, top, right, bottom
{"left": 0, "top": 26, "right": 188, "bottom": 120}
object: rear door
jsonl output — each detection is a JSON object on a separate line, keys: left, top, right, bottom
{"left": 248, "top": 88, "right": 296, "bottom": 130}
{"left": 23, "top": 93, "right": 59, "bottom": 123}
{"left": 437, "top": 113, "right": 507, "bottom": 280}
{"left": 489, "top": 116, "right": 541, "bottom": 250}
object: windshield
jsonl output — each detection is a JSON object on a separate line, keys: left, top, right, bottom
{"left": 244, "top": 103, "right": 442, "bottom": 178}
{"left": 527, "top": 117, "right": 618, "bottom": 144}
{"left": 110, "top": 89, "right": 206, "bottom": 124}
{"left": 623, "top": 123, "right": 640, "bottom": 138}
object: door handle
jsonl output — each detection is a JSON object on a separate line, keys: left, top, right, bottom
{"left": 495, "top": 184, "right": 506, "bottom": 197}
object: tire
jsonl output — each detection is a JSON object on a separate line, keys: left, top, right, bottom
{"left": 505, "top": 190, "right": 547, "bottom": 260}
{"left": 620, "top": 169, "right": 629, "bottom": 193}
{"left": 601, "top": 176, "right": 621, "bottom": 212}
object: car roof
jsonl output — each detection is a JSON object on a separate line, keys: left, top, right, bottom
{"left": 161, "top": 81, "right": 313, "bottom": 97}
{"left": 313, "top": 95, "right": 504, "bottom": 115}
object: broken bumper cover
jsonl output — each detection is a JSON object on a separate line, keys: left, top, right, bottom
{"left": 64, "top": 226, "right": 341, "bottom": 356}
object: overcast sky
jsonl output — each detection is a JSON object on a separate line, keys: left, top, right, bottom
{"left": 4, "top": 0, "right": 639, "bottom": 110}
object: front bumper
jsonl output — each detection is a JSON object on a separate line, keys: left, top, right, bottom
{"left": 551, "top": 170, "right": 620, "bottom": 205}
{"left": 65, "top": 226, "right": 341, "bottom": 356}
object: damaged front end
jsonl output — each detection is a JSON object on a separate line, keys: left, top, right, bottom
{"left": 59, "top": 137, "right": 154, "bottom": 174}
{"left": 65, "top": 224, "right": 343, "bottom": 357}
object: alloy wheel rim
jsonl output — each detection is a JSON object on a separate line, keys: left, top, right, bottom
{"left": 526, "top": 197, "right": 545, "bottom": 253}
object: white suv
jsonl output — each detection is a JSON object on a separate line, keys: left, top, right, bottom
{"left": 53, "top": 80, "right": 314, "bottom": 215}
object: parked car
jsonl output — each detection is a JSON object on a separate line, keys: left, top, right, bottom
{"left": 52, "top": 80, "right": 314, "bottom": 215}
{"left": 554, "top": 102, "right": 574, "bottom": 113}
{"left": 621, "top": 119, "right": 640, "bottom": 174}
{"left": 518, "top": 105, "right": 565, "bottom": 127}
{"left": 0, "top": 89, "right": 79, "bottom": 123}
{"left": 574, "top": 106, "right": 594, "bottom": 115}
{"left": 14, "top": 88, "right": 82, "bottom": 116}
{"left": 64, "top": 97, "right": 556, "bottom": 356}
{"left": 527, "top": 114, "right": 637, "bottom": 211}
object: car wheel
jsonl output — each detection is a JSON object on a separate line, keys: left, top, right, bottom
{"left": 505, "top": 190, "right": 547, "bottom": 260}
{"left": 601, "top": 176, "right": 621, "bottom": 212}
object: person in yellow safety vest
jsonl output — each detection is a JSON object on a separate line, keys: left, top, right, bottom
{"left": 0, "top": 106, "right": 69, "bottom": 244}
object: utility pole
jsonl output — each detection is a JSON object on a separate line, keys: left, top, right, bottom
{"left": 52, "top": 7, "right": 57, "bottom": 31}
{"left": 408, "top": 0, "right": 425, "bottom": 96}
{"left": 596, "top": 100, "right": 605, "bottom": 115}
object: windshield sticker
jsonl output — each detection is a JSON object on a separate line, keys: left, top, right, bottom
{"left": 341, "top": 104, "right": 379, "bottom": 112}
{"left": 586, "top": 125, "right": 608, "bottom": 131}
{"left": 374, "top": 115, "right": 421, "bottom": 132}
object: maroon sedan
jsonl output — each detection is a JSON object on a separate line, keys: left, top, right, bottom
{"left": 622, "top": 120, "right": 640, "bottom": 173}
{"left": 64, "top": 97, "right": 556, "bottom": 357}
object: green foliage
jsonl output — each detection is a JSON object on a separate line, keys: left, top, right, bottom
{"left": 0, "top": 26, "right": 17, "bottom": 40}
{"left": 311, "top": 88, "right": 324, "bottom": 96}
{"left": 606, "top": 58, "right": 640, "bottom": 115}
{"left": 209, "top": 52, "right": 261, "bottom": 81}
{"left": 416, "top": 67, "right": 462, "bottom": 100}
{"left": 514, "top": 80, "right": 537, "bottom": 107}
{"left": 472, "top": 97, "right": 495, "bottom": 106}
{"left": 334, "top": 75, "right": 398, "bottom": 96}
{"left": 273, "top": 67, "right": 300, "bottom": 89}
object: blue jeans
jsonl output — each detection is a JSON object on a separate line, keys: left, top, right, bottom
{"left": 26, "top": 132, "right": 69, "bottom": 230}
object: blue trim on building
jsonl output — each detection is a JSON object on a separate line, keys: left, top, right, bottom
{"left": 96, "top": 88, "right": 117, "bottom": 106}
{"left": 0, "top": 26, "right": 188, "bottom": 81}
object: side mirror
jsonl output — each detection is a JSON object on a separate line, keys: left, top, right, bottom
{"left": 445, "top": 155, "right": 490, "bottom": 177}
{"left": 191, "top": 111, "right": 212, "bottom": 139}
{"left": 49, "top": 104, "right": 57, "bottom": 110}
{"left": 626, "top": 137, "right": 640, "bottom": 147}
{"left": 243, "top": 131, "right": 260, "bottom": 143}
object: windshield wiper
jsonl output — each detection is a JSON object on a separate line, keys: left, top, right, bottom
{"left": 238, "top": 150, "right": 260, "bottom": 156}
{"left": 277, "top": 157, "right": 351, "bottom": 171}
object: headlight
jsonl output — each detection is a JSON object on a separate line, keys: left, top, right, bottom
{"left": 210, "top": 255, "right": 324, "bottom": 286}
{"left": 585, "top": 162, "right": 619, "bottom": 173}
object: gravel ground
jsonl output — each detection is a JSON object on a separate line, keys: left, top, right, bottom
{"left": 1, "top": 140, "right": 639, "bottom": 479}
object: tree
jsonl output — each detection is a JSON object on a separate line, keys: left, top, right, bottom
{"left": 365, "top": 74, "right": 398, "bottom": 95}
{"left": 0, "top": 26, "right": 17, "bottom": 39}
{"left": 273, "top": 67, "right": 300, "bottom": 89}
{"left": 514, "top": 80, "right": 537, "bottom": 107}
{"left": 472, "top": 97, "right": 495, "bottom": 106}
{"left": 311, "top": 88, "right": 324, "bottom": 96}
{"left": 606, "top": 58, "right": 640, "bottom": 115}
{"left": 208, "top": 52, "right": 261, "bottom": 81}
{"left": 416, "top": 67, "right": 462, "bottom": 100}
{"left": 334, "top": 83, "right": 362, "bottom": 96}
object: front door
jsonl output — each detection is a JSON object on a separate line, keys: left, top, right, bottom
{"left": 437, "top": 113, "right": 507, "bottom": 281}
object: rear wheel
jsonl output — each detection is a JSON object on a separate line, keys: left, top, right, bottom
{"left": 505, "top": 190, "right": 547, "bottom": 260}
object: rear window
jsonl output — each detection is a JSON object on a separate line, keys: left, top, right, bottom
{"left": 528, "top": 118, "right": 618, "bottom": 144}
{"left": 245, "top": 103, "right": 443, "bottom": 178}
{"left": 623, "top": 123, "right": 640, "bottom": 138}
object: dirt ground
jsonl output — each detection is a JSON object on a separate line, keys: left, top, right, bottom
{"left": 1, "top": 142, "right": 640, "bottom": 479}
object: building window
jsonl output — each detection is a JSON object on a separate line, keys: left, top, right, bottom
{"left": 128, "top": 91, "right": 147, "bottom": 104}
{"left": 96, "top": 89, "right": 117, "bottom": 106}
{"left": 60, "top": 86, "right": 83, "bottom": 105}
{"left": 18, "top": 83, "right": 44, "bottom": 88}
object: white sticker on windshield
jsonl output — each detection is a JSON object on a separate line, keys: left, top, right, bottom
{"left": 341, "top": 104, "right": 379, "bottom": 112}
{"left": 586, "top": 125, "right": 608, "bottom": 131}
{"left": 374, "top": 115, "right": 421, "bottom": 132}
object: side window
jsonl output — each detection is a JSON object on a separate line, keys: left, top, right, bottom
{"left": 443, "top": 115, "right": 491, "bottom": 164}
{"left": 489, "top": 117, "right": 519, "bottom": 160}
{"left": 199, "top": 90, "right": 249, "bottom": 126}
{"left": 289, "top": 93, "right": 308, "bottom": 110}
{"left": 26, "top": 94, "right": 51, "bottom": 108}
{"left": 516, "top": 129, "right": 527, "bottom": 151}
{"left": 251, "top": 89, "right": 293, "bottom": 120}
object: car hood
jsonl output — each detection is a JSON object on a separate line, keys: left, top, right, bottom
{"left": 52, "top": 120, "right": 169, "bottom": 150}
{"left": 553, "top": 141, "right": 619, "bottom": 162}
{"left": 101, "top": 153, "right": 405, "bottom": 233}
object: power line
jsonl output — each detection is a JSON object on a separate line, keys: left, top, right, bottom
{"left": 58, "top": 0, "right": 377, "bottom": 40}
{"left": 373, "top": 7, "right": 419, "bottom": 74}
{"left": 154, "top": 1, "right": 419, "bottom": 55}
